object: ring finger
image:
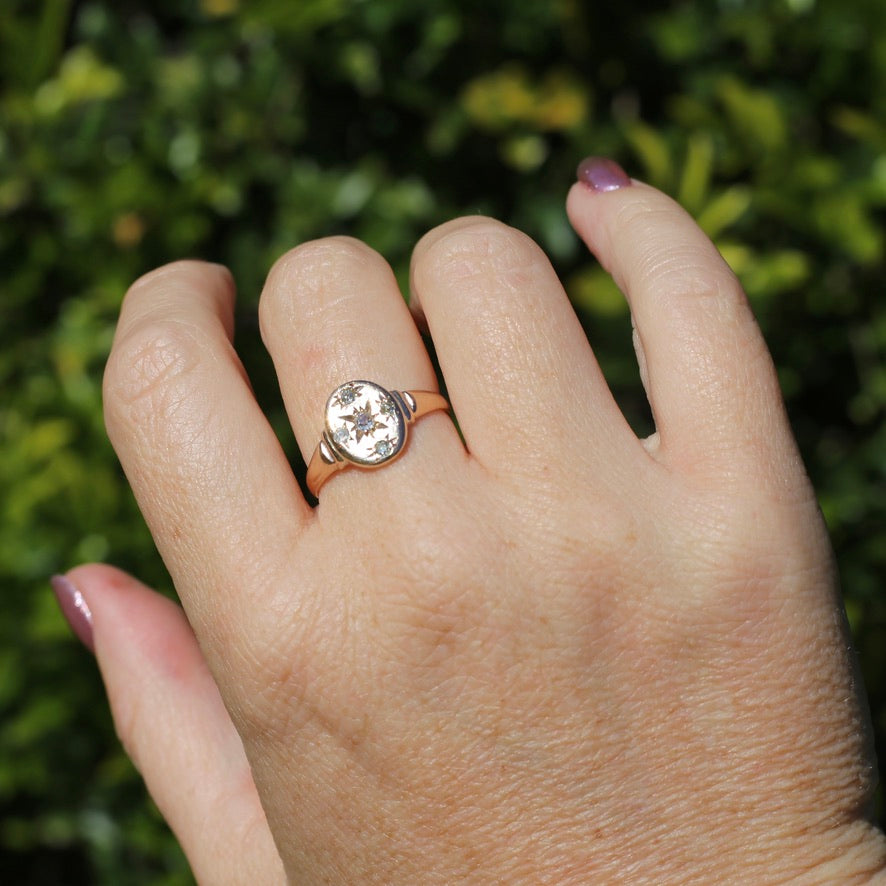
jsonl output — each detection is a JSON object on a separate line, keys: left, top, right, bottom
{"left": 258, "top": 237, "right": 465, "bottom": 501}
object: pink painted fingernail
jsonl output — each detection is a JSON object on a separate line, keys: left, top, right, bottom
{"left": 51, "top": 575, "right": 95, "bottom": 653}
{"left": 576, "top": 156, "right": 632, "bottom": 192}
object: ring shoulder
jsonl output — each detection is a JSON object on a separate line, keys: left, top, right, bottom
{"left": 400, "top": 390, "right": 449, "bottom": 423}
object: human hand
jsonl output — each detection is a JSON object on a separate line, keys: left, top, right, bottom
{"left": 55, "top": 159, "right": 886, "bottom": 883}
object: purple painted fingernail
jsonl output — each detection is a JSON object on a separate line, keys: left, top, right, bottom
{"left": 576, "top": 156, "right": 632, "bottom": 192}
{"left": 51, "top": 575, "right": 95, "bottom": 653}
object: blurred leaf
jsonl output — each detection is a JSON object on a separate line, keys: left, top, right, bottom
{"left": 0, "top": 0, "right": 71, "bottom": 88}
{"left": 501, "top": 134, "right": 548, "bottom": 171}
{"left": 720, "top": 243, "right": 811, "bottom": 300}
{"left": 567, "top": 266, "right": 628, "bottom": 318}
{"left": 462, "top": 65, "right": 589, "bottom": 132}
{"left": 678, "top": 132, "right": 714, "bottom": 213}
{"left": 814, "top": 191, "right": 883, "bottom": 264}
{"left": 34, "top": 45, "right": 123, "bottom": 116}
{"left": 696, "top": 186, "right": 752, "bottom": 239}
{"left": 832, "top": 106, "right": 886, "bottom": 149}
{"left": 239, "top": 0, "right": 347, "bottom": 33}
{"left": 623, "top": 121, "right": 672, "bottom": 188}
{"left": 716, "top": 75, "right": 787, "bottom": 156}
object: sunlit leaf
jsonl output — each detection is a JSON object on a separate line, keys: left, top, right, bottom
{"left": 696, "top": 186, "right": 752, "bottom": 239}
{"left": 623, "top": 121, "right": 672, "bottom": 188}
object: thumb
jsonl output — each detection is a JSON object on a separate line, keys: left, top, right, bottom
{"left": 53, "top": 564, "right": 285, "bottom": 885}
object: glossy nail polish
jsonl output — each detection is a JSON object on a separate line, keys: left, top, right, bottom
{"left": 51, "top": 575, "right": 95, "bottom": 653}
{"left": 576, "top": 156, "right": 632, "bottom": 192}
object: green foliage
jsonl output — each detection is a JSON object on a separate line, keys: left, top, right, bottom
{"left": 1, "top": 0, "right": 885, "bottom": 881}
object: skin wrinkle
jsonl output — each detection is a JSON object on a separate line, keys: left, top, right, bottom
{"left": 639, "top": 246, "right": 740, "bottom": 312}
{"left": 105, "top": 322, "right": 252, "bottom": 486}
{"left": 260, "top": 238, "right": 389, "bottom": 349}
{"left": 604, "top": 200, "right": 681, "bottom": 280}
{"left": 265, "top": 236, "right": 378, "bottom": 294}
{"left": 606, "top": 200, "right": 740, "bottom": 305}
{"left": 266, "top": 286, "right": 382, "bottom": 346}
{"left": 107, "top": 319, "right": 203, "bottom": 411}
{"left": 277, "top": 310, "right": 392, "bottom": 428}
{"left": 234, "top": 606, "right": 348, "bottom": 746}
{"left": 419, "top": 220, "right": 541, "bottom": 277}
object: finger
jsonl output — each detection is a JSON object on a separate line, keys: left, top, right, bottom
{"left": 409, "top": 216, "right": 638, "bottom": 475}
{"left": 566, "top": 168, "right": 792, "bottom": 475}
{"left": 63, "top": 565, "right": 286, "bottom": 885}
{"left": 103, "top": 261, "right": 308, "bottom": 648}
{"left": 258, "top": 237, "right": 465, "bottom": 489}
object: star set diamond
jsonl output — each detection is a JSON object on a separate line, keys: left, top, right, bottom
{"left": 324, "top": 381, "right": 405, "bottom": 466}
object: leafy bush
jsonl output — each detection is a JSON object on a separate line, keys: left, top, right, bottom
{"left": 2, "top": 1, "right": 884, "bottom": 881}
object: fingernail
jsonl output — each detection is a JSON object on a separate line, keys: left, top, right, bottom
{"left": 51, "top": 575, "right": 95, "bottom": 653}
{"left": 576, "top": 156, "right": 632, "bottom": 192}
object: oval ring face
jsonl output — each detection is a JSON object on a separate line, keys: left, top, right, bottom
{"left": 324, "top": 381, "right": 406, "bottom": 467}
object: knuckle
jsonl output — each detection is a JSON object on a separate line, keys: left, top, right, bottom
{"left": 127, "top": 258, "right": 228, "bottom": 294}
{"left": 107, "top": 260, "right": 235, "bottom": 423}
{"left": 419, "top": 217, "right": 546, "bottom": 287}
{"left": 662, "top": 496, "right": 800, "bottom": 618}
{"left": 104, "top": 318, "right": 202, "bottom": 428}
{"left": 643, "top": 247, "right": 742, "bottom": 309}
{"left": 612, "top": 201, "right": 745, "bottom": 307}
{"left": 261, "top": 236, "right": 382, "bottom": 323}
{"left": 613, "top": 199, "right": 671, "bottom": 239}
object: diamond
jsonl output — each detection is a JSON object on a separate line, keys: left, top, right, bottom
{"left": 375, "top": 439, "right": 393, "bottom": 457}
{"left": 379, "top": 396, "right": 395, "bottom": 416}
{"left": 333, "top": 426, "right": 350, "bottom": 446}
{"left": 332, "top": 382, "right": 363, "bottom": 408}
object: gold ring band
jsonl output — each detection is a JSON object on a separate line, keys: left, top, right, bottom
{"left": 306, "top": 380, "right": 449, "bottom": 497}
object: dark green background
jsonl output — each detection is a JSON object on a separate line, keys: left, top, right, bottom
{"left": 2, "top": 1, "right": 884, "bottom": 882}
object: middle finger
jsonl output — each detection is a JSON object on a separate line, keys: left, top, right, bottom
{"left": 410, "top": 217, "right": 640, "bottom": 481}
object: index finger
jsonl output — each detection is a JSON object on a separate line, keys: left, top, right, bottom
{"left": 566, "top": 172, "right": 793, "bottom": 480}
{"left": 103, "top": 261, "right": 310, "bottom": 662}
